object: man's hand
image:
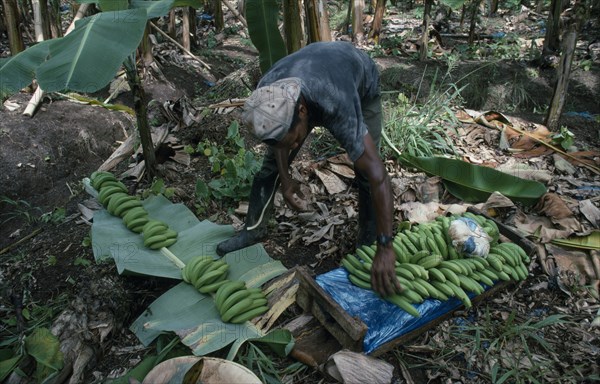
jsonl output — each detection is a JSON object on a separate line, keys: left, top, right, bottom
{"left": 281, "top": 178, "right": 308, "bottom": 211}
{"left": 371, "top": 245, "right": 403, "bottom": 297}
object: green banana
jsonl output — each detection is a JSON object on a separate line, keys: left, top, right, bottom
{"left": 114, "top": 199, "right": 142, "bottom": 217}
{"left": 222, "top": 297, "right": 255, "bottom": 323}
{"left": 219, "top": 289, "right": 252, "bottom": 316}
{"left": 98, "top": 186, "right": 125, "bottom": 205}
{"left": 410, "top": 250, "right": 430, "bottom": 264}
{"left": 428, "top": 268, "right": 446, "bottom": 283}
{"left": 348, "top": 274, "right": 372, "bottom": 290}
{"left": 147, "top": 237, "right": 177, "bottom": 250}
{"left": 385, "top": 294, "right": 421, "bottom": 317}
{"left": 229, "top": 305, "right": 269, "bottom": 324}
{"left": 107, "top": 193, "right": 130, "bottom": 215}
{"left": 198, "top": 276, "right": 229, "bottom": 294}
{"left": 417, "top": 254, "right": 443, "bottom": 269}
{"left": 215, "top": 281, "right": 246, "bottom": 308}
{"left": 395, "top": 267, "right": 415, "bottom": 281}
{"left": 439, "top": 267, "right": 461, "bottom": 286}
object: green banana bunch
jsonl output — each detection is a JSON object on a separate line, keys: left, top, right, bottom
{"left": 142, "top": 220, "right": 178, "bottom": 249}
{"left": 91, "top": 171, "right": 142, "bottom": 218}
{"left": 214, "top": 281, "right": 269, "bottom": 324}
{"left": 181, "top": 256, "right": 230, "bottom": 293}
{"left": 90, "top": 171, "right": 179, "bottom": 249}
{"left": 180, "top": 258, "right": 270, "bottom": 323}
{"left": 342, "top": 213, "right": 530, "bottom": 317}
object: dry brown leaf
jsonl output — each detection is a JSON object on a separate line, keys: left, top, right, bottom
{"left": 315, "top": 168, "right": 348, "bottom": 195}
{"left": 327, "top": 162, "right": 355, "bottom": 179}
{"left": 579, "top": 200, "right": 600, "bottom": 228}
{"left": 535, "top": 193, "right": 574, "bottom": 219}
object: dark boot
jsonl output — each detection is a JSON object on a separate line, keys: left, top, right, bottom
{"left": 357, "top": 181, "right": 377, "bottom": 247}
{"left": 216, "top": 168, "right": 279, "bottom": 256}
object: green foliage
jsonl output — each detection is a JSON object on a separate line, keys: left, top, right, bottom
{"left": 24, "top": 327, "right": 64, "bottom": 382}
{"left": 550, "top": 126, "right": 575, "bottom": 150}
{"left": 236, "top": 342, "right": 307, "bottom": 384}
{"left": 394, "top": 310, "right": 579, "bottom": 383}
{"left": 40, "top": 208, "right": 66, "bottom": 224}
{"left": 455, "top": 34, "right": 523, "bottom": 61}
{"left": 245, "top": 0, "right": 288, "bottom": 73}
{"left": 382, "top": 70, "right": 462, "bottom": 158}
{"left": 0, "top": 196, "right": 41, "bottom": 225}
{"left": 1, "top": 295, "right": 68, "bottom": 382}
{"left": 194, "top": 121, "right": 261, "bottom": 209}
{"left": 142, "top": 178, "right": 175, "bottom": 199}
{"left": 0, "top": 0, "right": 176, "bottom": 99}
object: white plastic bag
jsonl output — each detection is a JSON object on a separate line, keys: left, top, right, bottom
{"left": 448, "top": 217, "right": 493, "bottom": 257}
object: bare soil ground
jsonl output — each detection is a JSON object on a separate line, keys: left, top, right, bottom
{"left": 1, "top": 6, "right": 600, "bottom": 384}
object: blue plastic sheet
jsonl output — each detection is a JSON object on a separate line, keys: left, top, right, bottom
{"left": 316, "top": 268, "right": 486, "bottom": 354}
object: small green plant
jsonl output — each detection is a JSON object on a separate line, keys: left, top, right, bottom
{"left": 194, "top": 121, "right": 261, "bottom": 211}
{"left": 44, "top": 255, "right": 58, "bottom": 266}
{"left": 0, "top": 196, "right": 41, "bottom": 225}
{"left": 383, "top": 69, "right": 462, "bottom": 158}
{"left": 142, "top": 178, "right": 175, "bottom": 199}
{"left": 74, "top": 257, "right": 92, "bottom": 267}
{"left": 0, "top": 294, "right": 68, "bottom": 382}
{"left": 579, "top": 59, "right": 592, "bottom": 71}
{"left": 550, "top": 126, "right": 575, "bottom": 150}
{"left": 236, "top": 342, "right": 307, "bottom": 384}
{"left": 40, "top": 207, "right": 66, "bottom": 224}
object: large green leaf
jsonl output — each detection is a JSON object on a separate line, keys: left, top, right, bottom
{"left": 35, "top": 9, "right": 147, "bottom": 93}
{"left": 130, "top": 257, "right": 288, "bottom": 359}
{"left": 0, "top": 40, "right": 53, "bottom": 99}
{"left": 400, "top": 154, "right": 547, "bottom": 205}
{"left": 24, "top": 328, "right": 63, "bottom": 381}
{"left": 99, "top": 0, "right": 130, "bottom": 11}
{"left": 0, "top": 351, "right": 22, "bottom": 382}
{"left": 92, "top": 194, "right": 289, "bottom": 360}
{"left": 131, "top": 0, "right": 176, "bottom": 18}
{"left": 245, "top": 0, "right": 287, "bottom": 73}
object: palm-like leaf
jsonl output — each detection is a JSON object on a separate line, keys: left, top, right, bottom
{"left": 400, "top": 155, "right": 547, "bottom": 205}
{"left": 92, "top": 194, "right": 291, "bottom": 359}
{"left": 245, "top": 0, "right": 287, "bottom": 73}
{"left": 36, "top": 9, "right": 148, "bottom": 93}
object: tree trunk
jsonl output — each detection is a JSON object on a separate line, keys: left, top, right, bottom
{"left": 32, "top": 0, "right": 44, "bottom": 42}
{"left": 168, "top": 9, "right": 177, "bottom": 38}
{"left": 352, "top": 0, "right": 365, "bottom": 42}
{"left": 369, "top": 0, "right": 386, "bottom": 42}
{"left": 545, "top": 3, "right": 586, "bottom": 131}
{"left": 140, "top": 23, "right": 155, "bottom": 67}
{"left": 489, "top": 0, "right": 499, "bottom": 16}
{"left": 468, "top": 0, "right": 481, "bottom": 45}
{"left": 459, "top": 4, "right": 466, "bottom": 29}
{"left": 344, "top": 0, "right": 353, "bottom": 35}
{"left": 182, "top": 7, "right": 191, "bottom": 51}
{"left": 283, "top": 0, "right": 303, "bottom": 53}
{"left": 420, "top": 0, "right": 433, "bottom": 61}
{"left": 2, "top": 0, "right": 24, "bottom": 54}
{"left": 304, "top": 0, "right": 331, "bottom": 43}
{"left": 39, "top": 0, "right": 51, "bottom": 40}
{"left": 48, "top": 0, "right": 62, "bottom": 38}
{"left": 124, "top": 57, "right": 157, "bottom": 178}
{"left": 542, "top": 0, "right": 562, "bottom": 55}
{"left": 189, "top": 7, "right": 197, "bottom": 47}
{"left": 213, "top": 0, "right": 224, "bottom": 32}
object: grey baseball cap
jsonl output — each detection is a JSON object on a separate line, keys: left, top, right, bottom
{"left": 242, "top": 77, "right": 302, "bottom": 143}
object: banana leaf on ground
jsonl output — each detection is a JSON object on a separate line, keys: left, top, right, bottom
{"left": 91, "top": 194, "right": 292, "bottom": 359}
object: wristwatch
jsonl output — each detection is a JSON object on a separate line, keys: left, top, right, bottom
{"left": 376, "top": 234, "right": 394, "bottom": 247}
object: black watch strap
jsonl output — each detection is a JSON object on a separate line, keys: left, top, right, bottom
{"left": 376, "top": 234, "right": 394, "bottom": 247}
